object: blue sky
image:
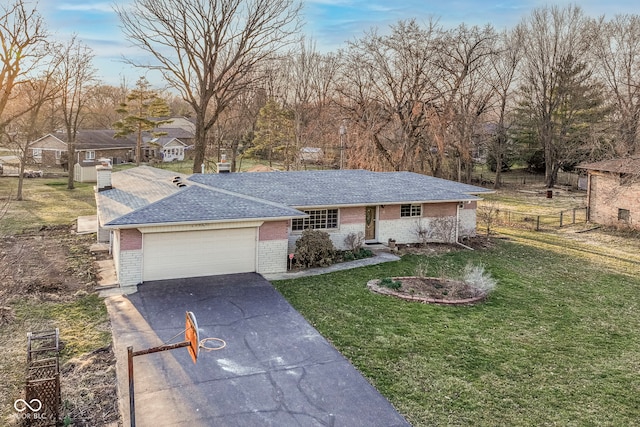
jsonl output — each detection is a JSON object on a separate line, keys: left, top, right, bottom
{"left": 38, "top": 0, "right": 640, "bottom": 86}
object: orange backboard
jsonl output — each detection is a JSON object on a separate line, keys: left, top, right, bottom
{"left": 185, "top": 311, "right": 199, "bottom": 364}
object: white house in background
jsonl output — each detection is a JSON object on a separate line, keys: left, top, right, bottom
{"left": 142, "top": 136, "right": 188, "bottom": 162}
{"left": 95, "top": 166, "right": 493, "bottom": 288}
{"left": 300, "top": 147, "right": 324, "bottom": 163}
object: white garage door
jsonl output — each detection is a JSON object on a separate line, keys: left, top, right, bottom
{"left": 143, "top": 228, "right": 257, "bottom": 281}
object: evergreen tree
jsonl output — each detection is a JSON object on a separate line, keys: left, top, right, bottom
{"left": 113, "top": 76, "right": 171, "bottom": 165}
{"left": 512, "top": 55, "right": 608, "bottom": 183}
{"left": 248, "top": 99, "right": 295, "bottom": 169}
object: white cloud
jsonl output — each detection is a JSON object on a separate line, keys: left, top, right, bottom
{"left": 56, "top": 2, "right": 114, "bottom": 13}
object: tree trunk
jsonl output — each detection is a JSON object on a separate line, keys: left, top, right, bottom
{"left": 67, "top": 142, "right": 75, "bottom": 190}
{"left": 192, "top": 112, "right": 207, "bottom": 174}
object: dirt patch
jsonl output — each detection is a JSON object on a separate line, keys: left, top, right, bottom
{"left": 368, "top": 277, "right": 487, "bottom": 305}
{"left": 0, "top": 226, "right": 96, "bottom": 305}
{"left": 60, "top": 344, "right": 119, "bottom": 426}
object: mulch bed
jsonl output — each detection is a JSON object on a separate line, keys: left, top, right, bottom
{"left": 367, "top": 277, "right": 487, "bottom": 305}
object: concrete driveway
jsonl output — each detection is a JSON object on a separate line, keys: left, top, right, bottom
{"left": 106, "top": 273, "right": 410, "bottom": 426}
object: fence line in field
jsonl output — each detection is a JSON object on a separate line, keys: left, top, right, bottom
{"left": 481, "top": 207, "right": 588, "bottom": 232}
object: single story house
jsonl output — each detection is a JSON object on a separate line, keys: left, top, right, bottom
{"left": 30, "top": 130, "right": 137, "bottom": 168}
{"left": 300, "top": 147, "right": 324, "bottom": 163}
{"left": 141, "top": 135, "right": 188, "bottom": 162}
{"left": 95, "top": 166, "right": 493, "bottom": 287}
{"left": 579, "top": 157, "right": 640, "bottom": 229}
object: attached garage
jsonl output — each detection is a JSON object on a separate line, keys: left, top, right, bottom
{"left": 142, "top": 227, "right": 257, "bottom": 281}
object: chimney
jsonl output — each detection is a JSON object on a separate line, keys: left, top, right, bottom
{"left": 216, "top": 153, "right": 230, "bottom": 173}
{"left": 96, "top": 160, "right": 112, "bottom": 191}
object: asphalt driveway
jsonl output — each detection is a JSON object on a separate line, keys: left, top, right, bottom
{"left": 106, "top": 273, "right": 410, "bottom": 426}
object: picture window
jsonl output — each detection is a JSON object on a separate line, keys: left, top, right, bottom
{"left": 400, "top": 204, "right": 422, "bottom": 217}
{"left": 292, "top": 209, "right": 338, "bottom": 231}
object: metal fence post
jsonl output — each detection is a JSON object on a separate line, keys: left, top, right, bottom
{"left": 128, "top": 346, "right": 136, "bottom": 427}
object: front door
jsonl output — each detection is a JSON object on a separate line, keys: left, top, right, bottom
{"left": 365, "top": 206, "right": 377, "bottom": 241}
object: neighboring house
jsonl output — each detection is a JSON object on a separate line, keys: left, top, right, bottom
{"left": 579, "top": 157, "right": 640, "bottom": 229}
{"left": 30, "top": 130, "right": 137, "bottom": 168}
{"left": 30, "top": 126, "right": 193, "bottom": 179}
{"left": 300, "top": 147, "right": 324, "bottom": 163}
{"left": 141, "top": 135, "right": 188, "bottom": 162}
{"left": 95, "top": 166, "right": 493, "bottom": 287}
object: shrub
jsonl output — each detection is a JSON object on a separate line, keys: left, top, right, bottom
{"left": 380, "top": 277, "right": 402, "bottom": 290}
{"left": 462, "top": 262, "right": 497, "bottom": 293}
{"left": 355, "top": 248, "right": 373, "bottom": 259}
{"left": 342, "top": 250, "right": 355, "bottom": 261}
{"left": 344, "top": 232, "right": 365, "bottom": 253}
{"left": 295, "top": 229, "right": 336, "bottom": 268}
{"left": 414, "top": 260, "right": 429, "bottom": 278}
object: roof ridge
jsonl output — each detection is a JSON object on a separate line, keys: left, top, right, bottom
{"left": 187, "top": 176, "right": 296, "bottom": 211}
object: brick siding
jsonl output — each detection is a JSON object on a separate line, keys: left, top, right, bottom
{"left": 117, "top": 249, "right": 143, "bottom": 286}
{"left": 120, "top": 228, "right": 142, "bottom": 250}
{"left": 259, "top": 221, "right": 288, "bottom": 241}
{"left": 340, "top": 206, "right": 364, "bottom": 224}
{"left": 257, "top": 240, "right": 288, "bottom": 273}
{"left": 589, "top": 172, "right": 640, "bottom": 229}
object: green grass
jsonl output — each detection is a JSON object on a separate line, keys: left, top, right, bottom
{"left": 0, "top": 178, "right": 96, "bottom": 234}
{"left": 273, "top": 242, "right": 640, "bottom": 426}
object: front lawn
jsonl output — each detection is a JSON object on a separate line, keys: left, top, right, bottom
{"left": 273, "top": 241, "right": 640, "bottom": 426}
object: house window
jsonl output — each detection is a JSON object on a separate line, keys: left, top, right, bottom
{"left": 618, "top": 208, "right": 630, "bottom": 222}
{"left": 292, "top": 209, "right": 338, "bottom": 231}
{"left": 86, "top": 150, "right": 95, "bottom": 160}
{"left": 32, "top": 148, "right": 42, "bottom": 160}
{"left": 55, "top": 150, "right": 62, "bottom": 159}
{"left": 400, "top": 204, "right": 422, "bottom": 217}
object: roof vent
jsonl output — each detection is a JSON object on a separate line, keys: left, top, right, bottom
{"left": 172, "top": 177, "right": 182, "bottom": 183}
{"left": 177, "top": 183, "right": 187, "bottom": 188}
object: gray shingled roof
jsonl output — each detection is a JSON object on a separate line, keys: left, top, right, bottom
{"left": 97, "top": 166, "right": 304, "bottom": 227}
{"left": 98, "top": 167, "right": 492, "bottom": 228}
{"left": 53, "top": 130, "right": 137, "bottom": 150}
{"left": 189, "top": 169, "right": 490, "bottom": 207}
{"left": 96, "top": 166, "right": 185, "bottom": 225}
{"left": 106, "top": 185, "right": 304, "bottom": 226}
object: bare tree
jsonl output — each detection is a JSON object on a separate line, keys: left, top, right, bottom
{"left": 84, "top": 84, "right": 129, "bottom": 129}
{"left": 5, "top": 70, "right": 61, "bottom": 200}
{"left": 116, "top": 0, "right": 302, "bottom": 173}
{"left": 438, "top": 23, "right": 498, "bottom": 183}
{"left": 0, "top": 0, "right": 48, "bottom": 131}
{"left": 337, "top": 19, "right": 443, "bottom": 172}
{"left": 591, "top": 15, "right": 640, "bottom": 156}
{"left": 55, "top": 35, "right": 97, "bottom": 189}
{"left": 486, "top": 28, "right": 523, "bottom": 189}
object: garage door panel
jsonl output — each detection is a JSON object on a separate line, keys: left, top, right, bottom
{"left": 143, "top": 228, "right": 256, "bottom": 281}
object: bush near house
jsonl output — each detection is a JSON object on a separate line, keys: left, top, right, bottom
{"left": 294, "top": 229, "right": 336, "bottom": 268}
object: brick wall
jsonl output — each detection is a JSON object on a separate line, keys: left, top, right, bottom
{"left": 340, "top": 206, "right": 364, "bottom": 224}
{"left": 459, "top": 208, "right": 477, "bottom": 238}
{"left": 589, "top": 173, "right": 640, "bottom": 229}
{"left": 423, "top": 202, "right": 457, "bottom": 217}
{"left": 259, "top": 221, "right": 288, "bottom": 241}
{"left": 120, "top": 228, "right": 142, "bottom": 250}
{"left": 379, "top": 205, "right": 400, "bottom": 220}
{"left": 257, "top": 240, "right": 288, "bottom": 273}
{"left": 117, "top": 250, "right": 143, "bottom": 286}
{"left": 114, "top": 228, "right": 143, "bottom": 287}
